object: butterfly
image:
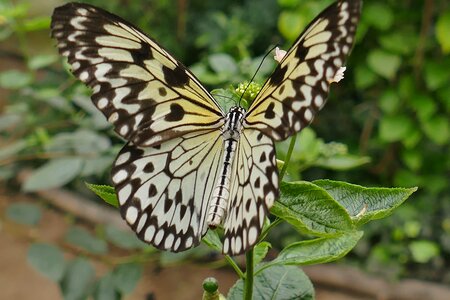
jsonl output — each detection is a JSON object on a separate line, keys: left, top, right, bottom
{"left": 50, "top": 0, "right": 361, "bottom": 256}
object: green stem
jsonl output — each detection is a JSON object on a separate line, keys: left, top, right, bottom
{"left": 243, "top": 248, "right": 254, "bottom": 300}
{"left": 258, "top": 218, "right": 282, "bottom": 242}
{"left": 224, "top": 255, "right": 245, "bottom": 279}
{"left": 279, "top": 134, "right": 297, "bottom": 181}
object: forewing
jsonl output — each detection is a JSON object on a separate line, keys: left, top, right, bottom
{"left": 222, "top": 129, "right": 279, "bottom": 255}
{"left": 51, "top": 3, "right": 224, "bottom": 147}
{"left": 245, "top": 0, "right": 361, "bottom": 140}
{"left": 112, "top": 130, "right": 223, "bottom": 251}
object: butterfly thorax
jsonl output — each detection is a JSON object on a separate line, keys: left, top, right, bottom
{"left": 221, "top": 106, "right": 246, "bottom": 140}
{"left": 207, "top": 106, "right": 246, "bottom": 229}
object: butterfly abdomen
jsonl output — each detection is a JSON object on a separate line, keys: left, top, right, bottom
{"left": 208, "top": 107, "right": 245, "bottom": 228}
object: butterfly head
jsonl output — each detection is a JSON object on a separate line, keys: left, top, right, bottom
{"left": 222, "top": 106, "right": 246, "bottom": 140}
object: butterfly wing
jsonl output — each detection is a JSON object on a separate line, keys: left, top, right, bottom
{"left": 51, "top": 3, "right": 224, "bottom": 147}
{"left": 112, "top": 130, "right": 224, "bottom": 251}
{"left": 223, "top": 130, "right": 278, "bottom": 255}
{"left": 244, "top": 0, "right": 361, "bottom": 140}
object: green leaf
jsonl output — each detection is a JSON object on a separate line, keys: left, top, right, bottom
{"left": 0, "top": 70, "right": 33, "bottom": 89}
{"left": 86, "top": 183, "right": 118, "bottom": 207}
{"left": 19, "top": 16, "right": 51, "bottom": 31}
{"left": 212, "top": 88, "right": 239, "bottom": 112}
{"left": 104, "top": 226, "right": 148, "bottom": 250}
{"left": 436, "top": 11, "right": 450, "bottom": 53}
{"left": 422, "top": 115, "right": 449, "bottom": 145}
{"left": 378, "top": 32, "right": 417, "bottom": 55}
{"left": 6, "top": 202, "right": 42, "bottom": 225}
{"left": 228, "top": 265, "right": 313, "bottom": 300}
{"left": 272, "top": 181, "right": 353, "bottom": 236}
{"left": 424, "top": 61, "right": 450, "bottom": 90}
{"left": 315, "top": 154, "right": 370, "bottom": 171}
{"left": 65, "top": 226, "right": 108, "bottom": 254}
{"left": 364, "top": 3, "right": 394, "bottom": 31}
{"left": 27, "top": 243, "right": 65, "bottom": 282}
{"left": 378, "top": 114, "right": 414, "bottom": 142}
{"left": 354, "top": 65, "right": 377, "bottom": 89}
{"left": 202, "top": 229, "right": 222, "bottom": 252}
{"left": 261, "top": 232, "right": 362, "bottom": 271}
{"left": 94, "top": 273, "right": 120, "bottom": 300}
{"left": 112, "top": 263, "right": 143, "bottom": 295}
{"left": 367, "top": 50, "right": 401, "bottom": 80}
{"left": 61, "top": 258, "right": 95, "bottom": 300}
{"left": 208, "top": 53, "right": 238, "bottom": 74}
{"left": 278, "top": 11, "right": 305, "bottom": 41}
{"left": 28, "top": 54, "right": 58, "bottom": 70}
{"left": 409, "top": 240, "right": 440, "bottom": 263}
{"left": 253, "top": 242, "right": 271, "bottom": 266}
{"left": 401, "top": 149, "right": 422, "bottom": 171}
{"left": 378, "top": 89, "right": 400, "bottom": 114}
{"left": 23, "top": 158, "right": 84, "bottom": 191}
{"left": 313, "top": 180, "right": 417, "bottom": 226}
{"left": 409, "top": 93, "right": 436, "bottom": 121}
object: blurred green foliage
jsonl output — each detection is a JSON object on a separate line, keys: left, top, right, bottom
{"left": 0, "top": 0, "right": 449, "bottom": 287}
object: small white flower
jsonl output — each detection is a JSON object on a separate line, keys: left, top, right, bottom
{"left": 328, "top": 67, "right": 346, "bottom": 83}
{"left": 273, "top": 47, "right": 287, "bottom": 63}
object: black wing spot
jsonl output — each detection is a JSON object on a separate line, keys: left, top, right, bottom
{"left": 158, "top": 87, "right": 167, "bottom": 96}
{"left": 296, "top": 42, "right": 308, "bottom": 60}
{"left": 165, "top": 103, "right": 185, "bottom": 122}
{"left": 164, "top": 198, "right": 173, "bottom": 213}
{"left": 131, "top": 41, "right": 152, "bottom": 64}
{"left": 148, "top": 184, "right": 157, "bottom": 197}
{"left": 259, "top": 152, "right": 266, "bottom": 163}
{"left": 269, "top": 65, "right": 287, "bottom": 86}
{"left": 254, "top": 177, "right": 260, "bottom": 188}
{"left": 264, "top": 102, "right": 276, "bottom": 119}
{"left": 143, "top": 162, "right": 154, "bottom": 173}
{"left": 162, "top": 65, "right": 190, "bottom": 87}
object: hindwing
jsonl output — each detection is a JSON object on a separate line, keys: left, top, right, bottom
{"left": 112, "top": 130, "right": 223, "bottom": 251}
{"left": 223, "top": 129, "right": 279, "bottom": 255}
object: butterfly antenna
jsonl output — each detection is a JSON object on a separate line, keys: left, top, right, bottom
{"left": 238, "top": 45, "right": 279, "bottom": 107}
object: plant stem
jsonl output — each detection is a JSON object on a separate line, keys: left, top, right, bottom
{"left": 279, "top": 134, "right": 297, "bottom": 181}
{"left": 243, "top": 248, "right": 254, "bottom": 300}
{"left": 224, "top": 255, "right": 245, "bottom": 279}
{"left": 258, "top": 218, "right": 282, "bottom": 242}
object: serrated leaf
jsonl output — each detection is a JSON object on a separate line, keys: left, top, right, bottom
{"left": 86, "top": 183, "right": 118, "bottom": 207}
{"left": 27, "top": 243, "right": 65, "bottom": 282}
{"left": 272, "top": 181, "right": 353, "bottom": 236}
{"left": 6, "top": 202, "right": 42, "bottom": 225}
{"left": 23, "top": 158, "right": 84, "bottom": 191}
{"left": 313, "top": 179, "right": 417, "bottom": 226}
{"left": 104, "top": 226, "right": 147, "bottom": 250}
{"left": 436, "top": 11, "right": 450, "bottom": 53}
{"left": 61, "top": 258, "right": 95, "bottom": 300}
{"left": 65, "top": 226, "right": 108, "bottom": 254}
{"left": 228, "top": 265, "right": 313, "bottom": 300}
{"left": 260, "top": 231, "right": 363, "bottom": 271}
{"left": 367, "top": 50, "right": 401, "bottom": 80}
{"left": 112, "top": 263, "right": 143, "bottom": 295}
{"left": 0, "top": 70, "right": 33, "bottom": 89}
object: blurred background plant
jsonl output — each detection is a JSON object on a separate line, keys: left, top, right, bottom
{"left": 1, "top": 0, "right": 449, "bottom": 297}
